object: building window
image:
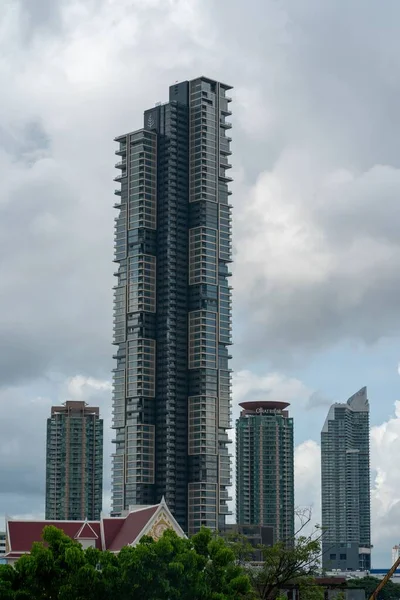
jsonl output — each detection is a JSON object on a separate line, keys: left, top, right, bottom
{"left": 188, "top": 396, "right": 217, "bottom": 455}
{"left": 188, "top": 311, "right": 217, "bottom": 369}
{"left": 189, "top": 227, "right": 217, "bottom": 285}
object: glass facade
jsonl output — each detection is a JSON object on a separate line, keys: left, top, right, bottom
{"left": 112, "top": 77, "right": 233, "bottom": 533}
{"left": 45, "top": 401, "right": 103, "bottom": 521}
{"left": 236, "top": 402, "right": 294, "bottom": 543}
{"left": 321, "top": 387, "right": 371, "bottom": 571}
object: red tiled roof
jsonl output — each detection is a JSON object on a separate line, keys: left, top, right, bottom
{"left": 102, "top": 517, "right": 124, "bottom": 550}
{"left": 8, "top": 520, "right": 102, "bottom": 552}
{"left": 5, "top": 502, "right": 176, "bottom": 558}
{"left": 108, "top": 506, "right": 158, "bottom": 551}
{"left": 3, "top": 552, "right": 25, "bottom": 559}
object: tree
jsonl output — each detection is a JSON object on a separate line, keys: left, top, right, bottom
{"left": 249, "top": 531, "right": 322, "bottom": 600}
{"left": 117, "top": 529, "right": 208, "bottom": 600}
{"left": 0, "top": 565, "right": 16, "bottom": 600}
{"left": 221, "top": 530, "right": 256, "bottom": 566}
{"left": 297, "top": 577, "right": 325, "bottom": 600}
{"left": 226, "top": 515, "right": 323, "bottom": 600}
{"left": 347, "top": 576, "right": 400, "bottom": 600}
{"left": 192, "top": 528, "right": 253, "bottom": 599}
{"left": 0, "top": 525, "right": 252, "bottom": 600}
{"left": 116, "top": 527, "right": 252, "bottom": 600}
{"left": 10, "top": 526, "right": 107, "bottom": 600}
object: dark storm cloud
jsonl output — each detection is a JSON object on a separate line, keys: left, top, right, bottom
{"left": 238, "top": 261, "right": 400, "bottom": 368}
{"left": 1, "top": 467, "right": 45, "bottom": 497}
{"left": 0, "top": 331, "right": 51, "bottom": 388}
{"left": 306, "top": 392, "right": 333, "bottom": 411}
{"left": 17, "top": 0, "right": 106, "bottom": 40}
{"left": 0, "top": 388, "right": 47, "bottom": 510}
{"left": 17, "top": 0, "right": 66, "bottom": 38}
{"left": 209, "top": 0, "right": 400, "bottom": 174}
{"left": 210, "top": 0, "right": 400, "bottom": 365}
{"left": 0, "top": 149, "right": 114, "bottom": 387}
{"left": 0, "top": 122, "right": 49, "bottom": 161}
{"left": 234, "top": 163, "right": 400, "bottom": 367}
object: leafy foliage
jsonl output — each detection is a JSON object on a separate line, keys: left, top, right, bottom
{"left": 0, "top": 525, "right": 252, "bottom": 600}
{"left": 250, "top": 535, "right": 321, "bottom": 600}
{"left": 227, "top": 524, "right": 323, "bottom": 600}
{"left": 347, "top": 576, "right": 400, "bottom": 600}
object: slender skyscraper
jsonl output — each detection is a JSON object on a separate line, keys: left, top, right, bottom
{"left": 321, "top": 387, "right": 371, "bottom": 571}
{"left": 236, "top": 401, "right": 295, "bottom": 543}
{"left": 112, "top": 77, "right": 233, "bottom": 533}
{"left": 45, "top": 401, "right": 103, "bottom": 521}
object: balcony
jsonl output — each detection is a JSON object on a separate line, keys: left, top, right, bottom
{"left": 115, "top": 146, "right": 127, "bottom": 157}
{"left": 220, "top": 157, "right": 232, "bottom": 170}
{"left": 219, "top": 172, "right": 233, "bottom": 183}
{"left": 114, "top": 173, "right": 126, "bottom": 182}
{"left": 115, "top": 161, "right": 126, "bottom": 170}
{"left": 220, "top": 144, "right": 232, "bottom": 156}
{"left": 220, "top": 120, "right": 232, "bottom": 130}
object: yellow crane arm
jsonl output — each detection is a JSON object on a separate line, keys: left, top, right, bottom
{"left": 369, "top": 555, "right": 400, "bottom": 600}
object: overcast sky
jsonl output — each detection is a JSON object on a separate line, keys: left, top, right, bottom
{"left": 1, "top": 0, "right": 400, "bottom": 567}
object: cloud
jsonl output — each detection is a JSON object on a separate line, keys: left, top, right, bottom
{"left": 233, "top": 370, "right": 312, "bottom": 413}
{"left": 294, "top": 440, "right": 321, "bottom": 533}
{"left": 306, "top": 392, "right": 333, "bottom": 410}
{"left": 66, "top": 375, "right": 112, "bottom": 400}
{"left": 232, "top": 370, "right": 331, "bottom": 417}
{"left": 370, "top": 402, "right": 400, "bottom": 550}
{"left": 234, "top": 159, "right": 400, "bottom": 367}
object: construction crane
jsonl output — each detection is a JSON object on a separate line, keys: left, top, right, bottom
{"left": 368, "top": 555, "right": 400, "bottom": 600}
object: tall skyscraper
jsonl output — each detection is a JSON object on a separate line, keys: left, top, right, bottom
{"left": 236, "top": 401, "right": 295, "bottom": 543}
{"left": 45, "top": 401, "right": 103, "bottom": 521}
{"left": 321, "top": 387, "right": 371, "bottom": 571}
{"left": 112, "top": 77, "right": 233, "bottom": 533}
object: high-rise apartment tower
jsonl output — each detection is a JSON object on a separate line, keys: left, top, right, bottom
{"left": 321, "top": 387, "right": 371, "bottom": 571}
{"left": 45, "top": 401, "right": 103, "bottom": 520}
{"left": 112, "top": 77, "right": 233, "bottom": 533}
{"left": 236, "top": 401, "right": 295, "bottom": 543}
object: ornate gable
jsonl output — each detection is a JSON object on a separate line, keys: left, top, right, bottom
{"left": 148, "top": 510, "right": 174, "bottom": 541}
{"left": 135, "top": 498, "right": 186, "bottom": 544}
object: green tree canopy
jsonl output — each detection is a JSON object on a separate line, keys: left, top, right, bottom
{"left": 226, "top": 522, "right": 323, "bottom": 600}
{"left": 347, "top": 576, "right": 400, "bottom": 600}
{"left": 0, "top": 525, "right": 252, "bottom": 600}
